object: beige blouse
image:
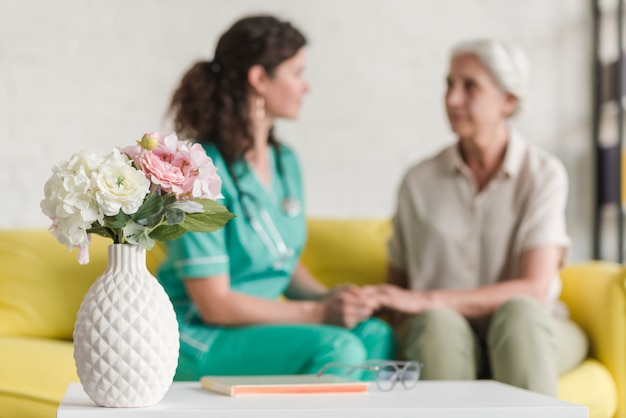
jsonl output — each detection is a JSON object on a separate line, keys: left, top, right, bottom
{"left": 387, "top": 130, "right": 570, "bottom": 303}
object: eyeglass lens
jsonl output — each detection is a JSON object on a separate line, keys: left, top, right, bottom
{"left": 376, "top": 364, "right": 399, "bottom": 391}
{"left": 401, "top": 362, "right": 420, "bottom": 389}
{"left": 375, "top": 362, "right": 421, "bottom": 391}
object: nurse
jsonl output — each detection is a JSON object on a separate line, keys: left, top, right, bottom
{"left": 159, "top": 14, "right": 396, "bottom": 380}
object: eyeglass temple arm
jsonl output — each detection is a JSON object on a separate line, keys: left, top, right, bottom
{"left": 363, "top": 360, "right": 423, "bottom": 371}
{"left": 316, "top": 362, "right": 378, "bottom": 378}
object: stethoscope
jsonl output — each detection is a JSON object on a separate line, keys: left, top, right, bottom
{"left": 272, "top": 143, "right": 302, "bottom": 218}
{"left": 228, "top": 145, "right": 302, "bottom": 269}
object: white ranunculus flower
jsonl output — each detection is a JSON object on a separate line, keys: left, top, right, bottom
{"left": 103, "top": 148, "right": 133, "bottom": 165}
{"left": 94, "top": 160, "right": 150, "bottom": 216}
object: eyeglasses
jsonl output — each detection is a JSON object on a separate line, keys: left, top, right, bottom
{"left": 316, "top": 360, "right": 422, "bottom": 391}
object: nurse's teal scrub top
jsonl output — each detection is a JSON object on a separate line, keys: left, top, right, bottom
{"left": 158, "top": 142, "right": 306, "bottom": 360}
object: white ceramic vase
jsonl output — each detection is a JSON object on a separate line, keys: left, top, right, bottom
{"left": 73, "top": 244, "right": 180, "bottom": 407}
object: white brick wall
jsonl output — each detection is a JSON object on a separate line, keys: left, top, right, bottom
{"left": 1, "top": 0, "right": 594, "bottom": 260}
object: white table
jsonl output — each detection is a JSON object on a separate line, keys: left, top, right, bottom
{"left": 57, "top": 380, "right": 588, "bottom": 417}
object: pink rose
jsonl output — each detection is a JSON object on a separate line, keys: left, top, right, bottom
{"left": 140, "top": 150, "right": 187, "bottom": 195}
{"left": 133, "top": 132, "right": 222, "bottom": 200}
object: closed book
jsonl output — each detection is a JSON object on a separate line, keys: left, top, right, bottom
{"left": 200, "top": 374, "right": 370, "bottom": 396}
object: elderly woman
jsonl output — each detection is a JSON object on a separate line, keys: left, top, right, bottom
{"left": 376, "top": 39, "right": 587, "bottom": 396}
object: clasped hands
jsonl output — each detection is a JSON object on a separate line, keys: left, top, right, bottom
{"left": 321, "top": 284, "right": 427, "bottom": 329}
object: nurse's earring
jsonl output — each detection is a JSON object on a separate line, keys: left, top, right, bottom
{"left": 255, "top": 96, "right": 265, "bottom": 120}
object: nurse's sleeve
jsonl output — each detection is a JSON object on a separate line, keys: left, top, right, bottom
{"left": 165, "top": 228, "right": 230, "bottom": 279}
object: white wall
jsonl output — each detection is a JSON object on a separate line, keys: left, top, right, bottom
{"left": 1, "top": 0, "right": 594, "bottom": 261}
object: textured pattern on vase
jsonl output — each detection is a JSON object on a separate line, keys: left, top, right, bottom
{"left": 73, "top": 244, "right": 180, "bottom": 407}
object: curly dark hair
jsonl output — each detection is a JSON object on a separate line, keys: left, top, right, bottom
{"left": 169, "top": 15, "right": 307, "bottom": 164}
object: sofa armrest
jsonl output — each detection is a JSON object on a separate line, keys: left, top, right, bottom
{"left": 560, "top": 261, "right": 626, "bottom": 417}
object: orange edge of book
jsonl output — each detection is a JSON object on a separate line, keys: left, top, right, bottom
{"left": 232, "top": 384, "right": 369, "bottom": 396}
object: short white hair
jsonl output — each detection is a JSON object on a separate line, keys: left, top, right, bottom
{"left": 451, "top": 39, "right": 529, "bottom": 116}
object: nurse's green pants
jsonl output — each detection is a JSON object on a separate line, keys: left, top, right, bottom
{"left": 175, "top": 317, "right": 396, "bottom": 380}
{"left": 399, "top": 297, "right": 588, "bottom": 396}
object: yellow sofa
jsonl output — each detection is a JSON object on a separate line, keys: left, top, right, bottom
{"left": 0, "top": 220, "right": 623, "bottom": 418}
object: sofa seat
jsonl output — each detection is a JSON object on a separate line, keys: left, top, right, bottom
{"left": 558, "top": 358, "right": 617, "bottom": 418}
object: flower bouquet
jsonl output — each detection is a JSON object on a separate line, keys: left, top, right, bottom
{"left": 40, "top": 132, "right": 234, "bottom": 408}
{"left": 41, "top": 131, "right": 234, "bottom": 264}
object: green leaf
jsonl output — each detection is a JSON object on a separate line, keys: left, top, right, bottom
{"left": 87, "top": 225, "right": 115, "bottom": 240}
{"left": 195, "top": 199, "right": 235, "bottom": 215}
{"left": 165, "top": 207, "right": 185, "bottom": 225}
{"left": 132, "top": 193, "right": 164, "bottom": 222}
{"left": 123, "top": 221, "right": 155, "bottom": 250}
{"left": 181, "top": 210, "right": 235, "bottom": 233}
{"left": 105, "top": 212, "right": 131, "bottom": 229}
{"left": 145, "top": 199, "right": 235, "bottom": 241}
{"left": 172, "top": 200, "right": 204, "bottom": 214}
{"left": 135, "top": 212, "right": 165, "bottom": 228}
{"left": 162, "top": 193, "right": 177, "bottom": 208}
{"left": 173, "top": 199, "right": 234, "bottom": 233}
{"left": 149, "top": 224, "right": 187, "bottom": 241}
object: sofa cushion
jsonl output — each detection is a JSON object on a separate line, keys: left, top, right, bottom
{"left": 0, "top": 336, "right": 77, "bottom": 418}
{"left": 0, "top": 231, "right": 167, "bottom": 340}
{"left": 301, "top": 219, "right": 391, "bottom": 287}
{"left": 0, "top": 231, "right": 108, "bottom": 339}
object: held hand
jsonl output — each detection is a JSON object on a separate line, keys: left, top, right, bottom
{"left": 368, "top": 284, "right": 432, "bottom": 316}
{"left": 320, "top": 284, "right": 380, "bottom": 329}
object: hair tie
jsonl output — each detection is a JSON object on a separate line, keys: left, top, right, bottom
{"left": 209, "top": 60, "right": 221, "bottom": 73}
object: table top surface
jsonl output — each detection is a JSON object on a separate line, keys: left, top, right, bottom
{"left": 57, "top": 380, "right": 588, "bottom": 418}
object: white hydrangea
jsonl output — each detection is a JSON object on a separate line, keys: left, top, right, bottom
{"left": 41, "top": 151, "right": 104, "bottom": 253}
